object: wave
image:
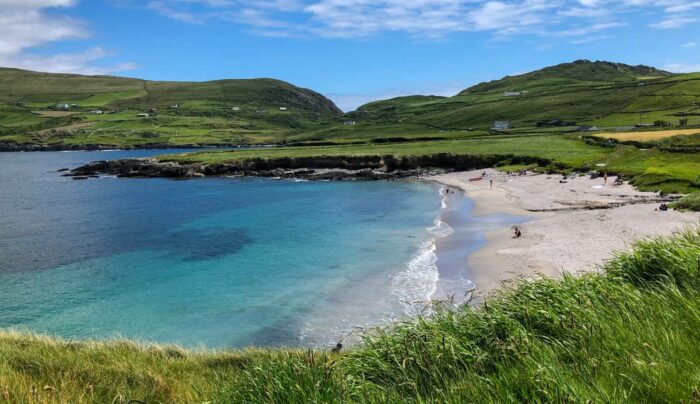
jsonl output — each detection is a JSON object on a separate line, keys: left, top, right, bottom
{"left": 392, "top": 188, "right": 454, "bottom": 316}
{"left": 440, "top": 187, "right": 448, "bottom": 209}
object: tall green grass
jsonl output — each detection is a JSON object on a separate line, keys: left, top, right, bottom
{"left": 1, "top": 228, "right": 699, "bottom": 403}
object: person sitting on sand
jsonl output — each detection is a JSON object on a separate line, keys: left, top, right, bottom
{"left": 513, "top": 227, "right": 522, "bottom": 238}
{"left": 658, "top": 203, "right": 668, "bottom": 211}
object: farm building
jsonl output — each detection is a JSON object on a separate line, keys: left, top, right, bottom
{"left": 56, "top": 103, "right": 70, "bottom": 110}
{"left": 343, "top": 120, "right": 356, "bottom": 126}
{"left": 504, "top": 91, "right": 521, "bottom": 97}
{"left": 169, "top": 104, "right": 179, "bottom": 109}
{"left": 231, "top": 107, "right": 240, "bottom": 111}
{"left": 279, "top": 107, "right": 288, "bottom": 111}
{"left": 492, "top": 120, "right": 510, "bottom": 130}
{"left": 137, "top": 113, "right": 150, "bottom": 118}
{"left": 90, "top": 110, "right": 103, "bottom": 115}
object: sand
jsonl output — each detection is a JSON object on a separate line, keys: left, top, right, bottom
{"left": 428, "top": 169, "right": 700, "bottom": 298}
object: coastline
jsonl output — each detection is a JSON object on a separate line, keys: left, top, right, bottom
{"left": 428, "top": 169, "right": 700, "bottom": 298}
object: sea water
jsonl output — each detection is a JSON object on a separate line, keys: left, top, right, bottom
{"left": 0, "top": 150, "right": 457, "bottom": 347}
{"left": 0, "top": 151, "right": 522, "bottom": 348}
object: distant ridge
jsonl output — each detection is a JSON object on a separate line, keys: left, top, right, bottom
{"left": 339, "top": 59, "right": 695, "bottom": 131}
{"left": 0, "top": 67, "right": 342, "bottom": 117}
{"left": 459, "top": 59, "right": 674, "bottom": 95}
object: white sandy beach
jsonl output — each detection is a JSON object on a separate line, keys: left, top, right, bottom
{"left": 428, "top": 169, "right": 700, "bottom": 297}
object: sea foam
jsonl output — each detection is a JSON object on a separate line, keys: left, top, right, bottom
{"left": 391, "top": 189, "right": 454, "bottom": 316}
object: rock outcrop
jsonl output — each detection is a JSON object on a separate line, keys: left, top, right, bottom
{"left": 68, "top": 154, "right": 552, "bottom": 181}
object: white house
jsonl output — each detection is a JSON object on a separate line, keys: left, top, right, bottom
{"left": 90, "top": 110, "right": 103, "bottom": 115}
{"left": 279, "top": 107, "right": 288, "bottom": 111}
{"left": 492, "top": 120, "right": 510, "bottom": 130}
{"left": 504, "top": 91, "right": 521, "bottom": 97}
{"left": 137, "top": 113, "right": 150, "bottom": 118}
{"left": 343, "top": 120, "right": 356, "bottom": 126}
{"left": 56, "top": 103, "right": 70, "bottom": 110}
{"left": 231, "top": 106, "right": 240, "bottom": 111}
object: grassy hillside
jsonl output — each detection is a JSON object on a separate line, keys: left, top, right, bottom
{"left": 3, "top": 60, "right": 700, "bottom": 149}
{"left": 326, "top": 60, "right": 699, "bottom": 134}
{"left": 0, "top": 68, "right": 341, "bottom": 148}
{"left": 1, "top": 228, "right": 698, "bottom": 403}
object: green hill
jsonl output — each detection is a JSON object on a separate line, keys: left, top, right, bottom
{"left": 2, "top": 60, "right": 700, "bottom": 149}
{"left": 460, "top": 59, "right": 673, "bottom": 95}
{"left": 0, "top": 68, "right": 341, "bottom": 149}
{"left": 326, "top": 60, "right": 698, "bottom": 134}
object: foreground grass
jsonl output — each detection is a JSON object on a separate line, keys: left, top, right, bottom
{"left": 1, "top": 228, "right": 700, "bottom": 402}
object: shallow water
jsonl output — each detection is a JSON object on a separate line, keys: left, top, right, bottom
{"left": 0, "top": 150, "right": 447, "bottom": 347}
{"left": 0, "top": 151, "right": 519, "bottom": 348}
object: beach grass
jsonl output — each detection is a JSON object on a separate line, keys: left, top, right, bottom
{"left": 671, "top": 192, "right": 700, "bottom": 211}
{"left": 2, "top": 227, "right": 699, "bottom": 403}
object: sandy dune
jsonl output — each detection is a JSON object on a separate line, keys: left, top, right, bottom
{"left": 429, "top": 169, "right": 700, "bottom": 297}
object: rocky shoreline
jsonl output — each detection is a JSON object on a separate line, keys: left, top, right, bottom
{"left": 66, "top": 158, "right": 447, "bottom": 181}
{"left": 67, "top": 153, "right": 548, "bottom": 181}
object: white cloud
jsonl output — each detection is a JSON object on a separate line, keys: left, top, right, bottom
{"left": 663, "top": 63, "right": 700, "bottom": 73}
{"left": 4, "top": 47, "right": 139, "bottom": 75}
{"left": 650, "top": 15, "right": 697, "bottom": 28}
{"left": 141, "top": 0, "right": 700, "bottom": 39}
{"left": 571, "top": 34, "right": 611, "bottom": 44}
{"left": 0, "top": 0, "right": 136, "bottom": 74}
{"left": 683, "top": 41, "right": 697, "bottom": 47}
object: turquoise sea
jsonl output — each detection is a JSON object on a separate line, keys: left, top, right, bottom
{"left": 0, "top": 150, "right": 519, "bottom": 348}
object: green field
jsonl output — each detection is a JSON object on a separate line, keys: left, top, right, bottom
{"left": 1, "top": 228, "right": 699, "bottom": 403}
{"left": 163, "top": 134, "right": 699, "bottom": 194}
{"left": 0, "top": 67, "right": 341, "bottom": 148}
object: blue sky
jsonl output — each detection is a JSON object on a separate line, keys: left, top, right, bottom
{"left": 1, "top": 0, "right": 699, "bottom": 110}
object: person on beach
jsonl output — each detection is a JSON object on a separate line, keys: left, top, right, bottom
{"left": 331, "top": 343, "right": 343, "bottom": 353}
{"left": 604, "top": 173, "right": 608, "bottom": 185}
{"left": 513, "top": 227, "right": 522, "bottom": 238}
{"left": 490, "top": 179, "right": 493, "bottom": 189}
{"left": 656, "top": 203, "right": 669, "bottom": 211}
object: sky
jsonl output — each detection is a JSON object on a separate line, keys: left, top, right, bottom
{"left": 1, "top": 0, "right": 699, "bottom": 111}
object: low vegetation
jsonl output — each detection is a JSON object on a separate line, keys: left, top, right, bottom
{"left": 671, "top": 192, "right": 700, "bottom": 211}
{"left": 2, "top": 228, "right": 699, "bottom": 403}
